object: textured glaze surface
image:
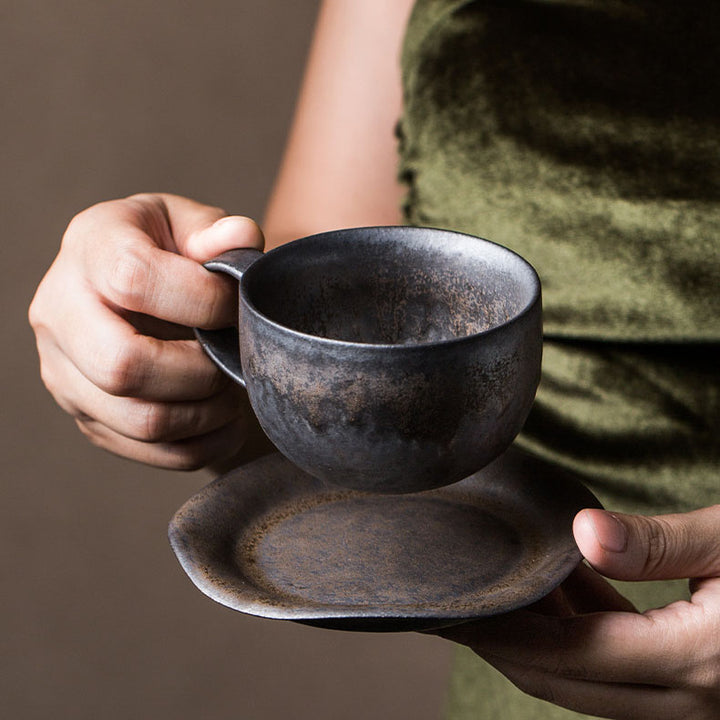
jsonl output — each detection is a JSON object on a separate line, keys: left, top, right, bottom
{"left": 196, "top": 226, "right": 542, "bottom": 493}
{"left": 168, "top": 448, "right": 601, "bottom": 632}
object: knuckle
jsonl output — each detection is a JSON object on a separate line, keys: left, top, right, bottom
{"left": 639, "top": 516, "right": 672, "bottom": 576}
{"left": 61, "top": 208, "right": 92, "bottom": 247}
{"left": 62, "top": 201, "right": 114, "bottom": 249}
{"left": 95, "top": 340, "right": 147, "bottom": 396}
{"left": 29, "top": 275, "right": 56, "bottom": 334}
{"left": 133, "top": 402, "right": 174, "bottom": 442}
{"left": 124, "top": 192, "right": 163, "bottom": 208}
{"left": 27, "top": 291, "right": 42, "bottom": 331}
{"left": 107, "top": 243, "right": 154, "bottom": 311}
{"left": 123, "top": 194, "right": 170, "bottom": 232}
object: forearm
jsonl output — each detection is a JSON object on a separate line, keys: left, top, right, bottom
{"left": 262, "top": 0, "right": 413, "bottom": 250}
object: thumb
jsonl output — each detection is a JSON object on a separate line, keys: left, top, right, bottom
{"left": 573, "top": 506, "right": 720, "bottom": 582}
{"left": 184, "top": 215, "right": 265, "bottom": 263}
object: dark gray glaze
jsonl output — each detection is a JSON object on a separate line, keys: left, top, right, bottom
{"left": 195, "top": 226, "right": 542, "bottom": 493}
{"left": 168, "top": 448, "right": 602, "bottom": 632}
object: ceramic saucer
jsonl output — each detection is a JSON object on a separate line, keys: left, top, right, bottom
{"left": 169, "top": 448, "right": 601, "bottom": 631}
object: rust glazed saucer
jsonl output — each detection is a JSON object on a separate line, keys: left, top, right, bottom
{"left": 168, "top": 448, "right": 601, "bottom": 632}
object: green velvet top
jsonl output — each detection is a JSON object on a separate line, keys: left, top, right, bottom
{"left": 398, "top": 0, "right": 719, "bottom": 516}
{"left": 397, "top": 1, "right": 719, "bottom": 717}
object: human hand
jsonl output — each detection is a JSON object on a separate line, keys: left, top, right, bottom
{"left": 436, "top": 505, "right": 720, "bottom": 719}
{"left": 29, "top": 193, "right": 266, "bottom": 471}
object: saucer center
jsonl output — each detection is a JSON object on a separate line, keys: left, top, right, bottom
{"left": 237, "top": 495, "right": 527, "bottom": 609}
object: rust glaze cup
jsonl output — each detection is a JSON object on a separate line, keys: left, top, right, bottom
{"left": 195, "top": 226, "right": 542, "bottom": 493}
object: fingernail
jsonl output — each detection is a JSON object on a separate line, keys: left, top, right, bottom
{"left": 591, "top": 511, "right": 628, "bottom": 553}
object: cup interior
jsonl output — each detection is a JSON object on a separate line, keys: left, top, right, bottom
{"left": 243, "top": 227, "right": 538, "bottom": 345}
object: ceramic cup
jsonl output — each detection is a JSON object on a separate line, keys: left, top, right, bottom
{"left": 195, "top": 226, "right": 542, "bottom": 493}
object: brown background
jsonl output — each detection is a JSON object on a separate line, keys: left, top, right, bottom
{"left": 1, "top": 2, "right": 453, "bottom": 718}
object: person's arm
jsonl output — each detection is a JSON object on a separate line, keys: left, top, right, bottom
{"left": 264, "top": 0, "right": 413, "bottom": 249}
{"left": 28, "top": 0, "right": 413, "bottom": 472}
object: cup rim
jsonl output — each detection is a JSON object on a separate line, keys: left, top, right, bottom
{"left": 239, "top": 225, "right": 542, "bottom": 351}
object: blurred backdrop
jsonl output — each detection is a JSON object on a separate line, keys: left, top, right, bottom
{"left": 1, "top": 2, "right": 452, "bottom": 718}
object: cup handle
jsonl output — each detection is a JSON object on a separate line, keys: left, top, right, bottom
{"left": 193, "top": 247, "right": 264, "bottom": 387}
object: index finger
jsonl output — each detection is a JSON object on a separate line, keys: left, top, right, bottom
{"left": 98, "top": 235, "right": 238, "bottom": 329}
{"left": 69, "top": 196, "right": 261, "bottom": 328}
